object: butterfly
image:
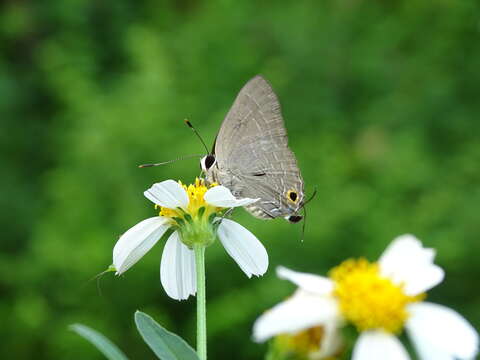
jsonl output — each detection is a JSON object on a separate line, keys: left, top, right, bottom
{"left": 200, "top": 75, "right": 305, "bottom": 223}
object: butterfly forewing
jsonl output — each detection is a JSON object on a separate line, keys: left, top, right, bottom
{"left": 212, "top": 75, "right": 304, "bottom": 219}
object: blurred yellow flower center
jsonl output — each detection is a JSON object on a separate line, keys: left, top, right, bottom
{"left": 276, "top": 326, "right": 324, "bottom": 357}
{"left": 329, "top": 258, "right": 423, "bottom": 334}
{"left": 158, "top": 178, "right": 219, "bottom": 222}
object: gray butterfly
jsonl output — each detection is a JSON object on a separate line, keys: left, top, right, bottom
{"left": 201, "top": 75, "right": 305, "bottom": 223}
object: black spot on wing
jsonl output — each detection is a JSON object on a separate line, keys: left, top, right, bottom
{"left": 287, "top": 215, "right": 303, "bottom": 223}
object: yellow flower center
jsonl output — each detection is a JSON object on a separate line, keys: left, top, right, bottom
{"left": 329, "top": 258, "right": 424, "bottom": 334}
{"left": 276, "top": 326, "right": 325, "bottom": 358}
{"left": 158, "top": 178, "right": 219, "bottom": 223}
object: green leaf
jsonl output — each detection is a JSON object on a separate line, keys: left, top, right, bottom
{"left": 70, "top": 323, "right": 129, "bottom": 360}
{"left": 134, "top": 311, "right": 199, "bottom": 360}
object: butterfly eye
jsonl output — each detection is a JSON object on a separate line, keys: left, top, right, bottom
{"left": 287, "top": 190, "right": 299, "bottom": 203}
{"left": 200, "top": 155, "right": 217, "bottom": 171}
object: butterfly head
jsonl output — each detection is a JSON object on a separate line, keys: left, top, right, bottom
{"left": 200, "top": 154, "right": 217, "bottom": 172}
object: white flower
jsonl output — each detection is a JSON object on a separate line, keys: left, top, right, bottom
{"left": 113, "top": 179, "right": 268, "bottom": 300}
{"left": 253, "top": 235, "right": 479, "bottom": 360}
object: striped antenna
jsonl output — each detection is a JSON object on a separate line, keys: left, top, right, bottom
{"left": 138, "top": 154, "right": 203, "bottom": 168}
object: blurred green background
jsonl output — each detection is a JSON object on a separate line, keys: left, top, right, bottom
{"left": 1, "top": 0, "right": 479, "bottom": 359}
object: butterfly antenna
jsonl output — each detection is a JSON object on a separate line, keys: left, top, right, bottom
{"left": 301, "top": 205, "right": 307, "bottom": 242}
{"left": 301, "top": 187, "right": 318, "bottom": 208}
{"left": 184, "top": 119, "right": 209, "bottom": 154}
{"left": 299, "top": 188, "right": 317, "bottom": 242}
{"left": 139, "top": 154, "right": 203, "bottom": 168}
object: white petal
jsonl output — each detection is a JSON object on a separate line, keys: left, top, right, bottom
{"left": 406, "top": 302, "right": 479, "bottom": 360}
{"left": 253, "top": 291, "right": 339, "bottom": 342}
{"left": 204, "top": 186, "right": 259, "bottom": 208}
{"left": 160, "top": 231, "right": 196, "bottom": 300}
{"left": 217, "top": 219, "right": 268, "bottom": 277}
{"left": 312, "top": 322, "right": 344, "bottom": 359}
{"left": 353, "top": 331, "right": 411, "bottom": 360}
{"left": 144, "top": 180, "right": 189, "bottom": 209}
{"left": 379, "top": 234, "right": 444, "bottom": 296}
{"left": 277, "top": 266, "right": 334, "bottom": 295}
{"left": 113, "top": 217, "right": 169, "bottom": 274}
{"left": 407, "top": 336, "right": 453, "bottom": 360}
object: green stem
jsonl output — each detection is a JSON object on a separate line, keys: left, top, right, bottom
{"left": 193, "top": 244, "right": 207, "bottom": 360}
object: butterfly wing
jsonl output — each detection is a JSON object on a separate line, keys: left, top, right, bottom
{"left": 213, "top": 75, "right": 304, "bottom": 219}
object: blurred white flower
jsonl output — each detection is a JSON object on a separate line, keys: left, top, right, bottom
{"left": 113, "top": 178, "right": 268, "bottom": 300}
{"left": 253, "top": 235, "right": 479, "bottom": 360}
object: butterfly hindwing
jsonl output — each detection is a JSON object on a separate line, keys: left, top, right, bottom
{"left": 212, "top": 75, "right": 304, "bottom": 219}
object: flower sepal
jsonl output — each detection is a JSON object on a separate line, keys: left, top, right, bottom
{"left": 176, "top": 216, "right": 217, "bottom": 248}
